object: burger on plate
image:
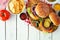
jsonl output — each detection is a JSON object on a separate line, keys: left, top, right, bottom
{"left": 27, "top": 1, "right": 60, "bottom": 33}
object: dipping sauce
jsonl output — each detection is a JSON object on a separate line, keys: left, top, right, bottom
{"left": 47, "top": 0, "right": 56, "bottom": 2}
{"left": 20, "top": 13, "right": 27, "bottom": 20}
{"left": 53, "top": 3, "right": 60, "bottom": 11}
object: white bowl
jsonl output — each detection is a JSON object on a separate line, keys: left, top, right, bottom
{"left": 46, "top": 0, "right": 58, "bottom": 4}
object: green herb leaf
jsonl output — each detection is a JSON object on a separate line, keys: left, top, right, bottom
{"left": 27, "top": 8, "right": 31, "bottom": 14}
{"left": 39, "top": 18, "right": 43, "bottom": 22}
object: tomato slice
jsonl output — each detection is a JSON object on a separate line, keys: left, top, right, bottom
{"left": 0, "top": 10, "right": 10, "bottom": 21}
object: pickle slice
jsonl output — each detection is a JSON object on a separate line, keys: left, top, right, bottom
{"left": 44, "top": 18, "right": 51, "bottom": 28}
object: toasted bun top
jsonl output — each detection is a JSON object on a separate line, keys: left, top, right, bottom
{"left": 35, "top": 2, "right": 50, "bottom": 18}
{"left": 49, "top": 12, "right": 60, "bottom": 26}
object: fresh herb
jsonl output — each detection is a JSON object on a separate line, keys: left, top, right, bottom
{"left": 39, "top": 18, "right": 43, "bottom": 22}
{"left": 27, "top": 8, "right": 31, "bottom": 14}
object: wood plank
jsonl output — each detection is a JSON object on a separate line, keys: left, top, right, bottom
{"left": 40, "top": 32, "right": 52, "bottom": 40}
{"left": 53, "top": 26, "right": 60, "bottom": 40}
{"left": 0, "top": 21, "right": 5, "bottom": 40}
{"left": 17, "top": 10, "right": 28, "bottom": 40}
{"left": 6, "top": 5, "right": 17, "bottom": 40}
{"left": 29, "top": 25, "right": 39, "bottom": 40}
{"left": 6, "top": 14, "right": 16, "bottom": 40}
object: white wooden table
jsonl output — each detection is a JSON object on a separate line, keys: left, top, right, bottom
{"left": 0, "top": 0, "right": 60, "bottom": 40}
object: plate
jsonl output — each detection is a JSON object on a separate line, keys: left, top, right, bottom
{"left": 22, "top": 0, "right": 60, "bottom": 33}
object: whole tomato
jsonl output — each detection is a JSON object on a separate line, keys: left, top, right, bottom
{"left": 0, "top": 10, "right": 10, "bottom": 21}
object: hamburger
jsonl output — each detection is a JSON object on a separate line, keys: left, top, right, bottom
{"left": 27, "top": 1, "right": 60, "bottom": 33}
{"left": 39, "top": 12, "right": 59, "bottom": 33}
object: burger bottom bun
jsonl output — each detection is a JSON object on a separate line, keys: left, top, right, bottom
{"left": 39, "top": 22, "right": 58, "bottom": 33}
{"left": 29, "top": 17, "right": 58, "bottom": 33}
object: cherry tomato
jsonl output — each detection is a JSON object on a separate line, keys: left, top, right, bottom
{"left": 0, "top": 10, "right": 10, "bottom": 21}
